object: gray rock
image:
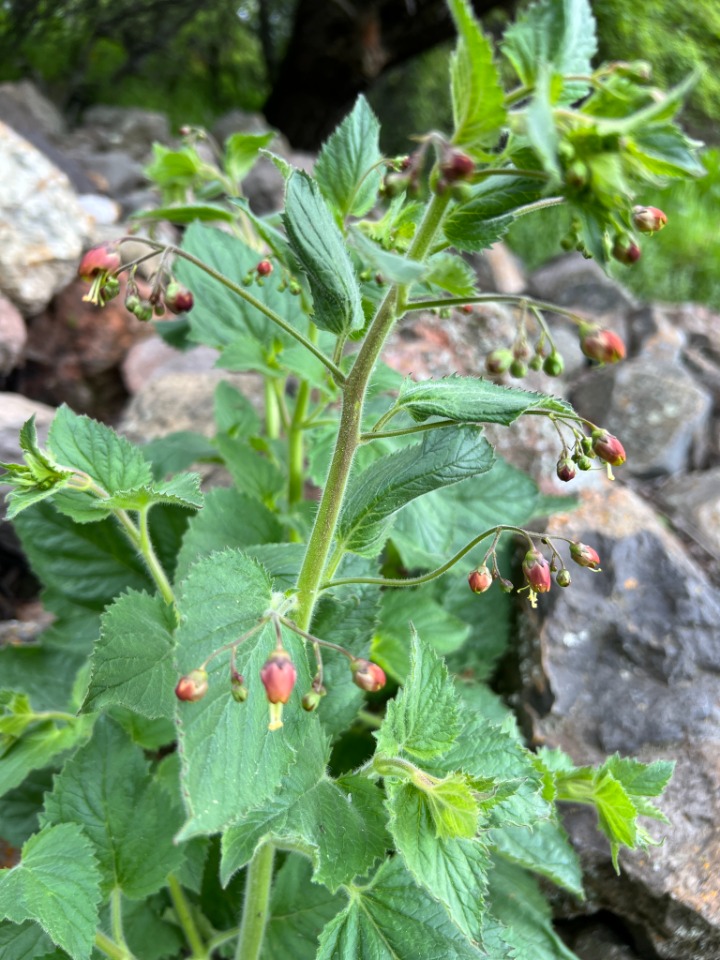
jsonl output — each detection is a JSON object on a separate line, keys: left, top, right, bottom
{"left": 570, "top": 357, "right": 713, "bottom": 477}
{"left": 0, "top": 394, "right": 55, "bottom": 464}
{"left": 470, "top": 242, "right": 526, "bottom": 294}
{"left": 212, "top": 109, "right": 276, "bottom": 145}
{"left": 657, "top": 468, "right": 720, "bottom": 559}
{"left": 74, "top": 150, "right": 145, "bottom": 199}
{"left": 0, "top": 296, "right": 27, "bottom": 374}
{"left": 528, "top": 255, "right": 636, "bottom": 317}
{"left": 0, "top": 122, "right": 92, "bottom": 315}
{"left": 518, "top": 486, "right": 720, "bottom": 959}
{"left": 76, "top": 194, "right": 122, "bottom": 228}
{"left": 78, "top": 105, "right": 170, "bottom": 160}
{"left": 243, "top": 151, "right": 314, "bottom": 214}
{"left": 121, "top": 337, "right": 220, "bottom": 394}
{"left": 0, "top": 80, "right": 65, "bottom": 141}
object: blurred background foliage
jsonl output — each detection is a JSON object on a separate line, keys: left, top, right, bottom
{"left": 1, "top": 0, "right": 718, "bottom": 306}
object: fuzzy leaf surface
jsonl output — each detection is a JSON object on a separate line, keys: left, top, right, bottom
{"left": 491, "top": 819, "right": 584, "bottom": 898}
{"left": 315, "top": 95, "right": 383, "bottom": 218}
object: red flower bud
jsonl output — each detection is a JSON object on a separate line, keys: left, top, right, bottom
{"left": 591, "top": 429, "right": 626, "bottom": 467}
{"left": 165, "top": 282, "right": 194, "bottom": 314}
{"left": 468, "top": 565, "right": 493, "bottom": 594}
{"left": 612, "top": 236, "right": 641, "bottom": 265}
{"left": 556, "top": 457, "right": 576, "bottom": 483}
{"left": 522, "top": 548, "right": 552, "bottom": 594}
{"left": 175, "top": 668, "right": 209, "bottom": 702}
{"left": 260, "top": 649, "right": 297, "bottom": 705}
{"left": 351, "top": 659, "right": 387, "bottom": 693}
{"left": 632, "top": 205, "right": 667, "bottom": 234}
{"left": 440, "top": 149, "right": 475, "bottom": 182}
{"left": 230, "top": 669, "right": 248, "bottom": 702}
{"left": 570, "top": 541, "right": 601, "bottom": 570}
{"left": 579, "top": 326, "right": 626, "bottom": 364}
{"left": 256, "top": 259, "right": 273, "bottom": 277}
{"left": 78, "top": 244, "right": 121, "bottom": 281}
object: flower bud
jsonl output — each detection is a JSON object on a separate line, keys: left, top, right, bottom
{"left": 579, "top": 325, "right": 626, "bottom": 364}
{"left": 499, "top": 577, "right": 514, "bottom": 593}
{"left": 632, "top": 205, "right": 667, "bottom": 234}
{"left": 485, "top": 349, "right": 513, "bottom": 375}
{"left": 612, "top": 235, "right": 641, "bottom": 265}
{"left": 78, "top": 244, "right": 121, "bottom": 281}
{"left": 230, "top": 669, "right": 248, "bottom": 702}
{"left": 302, "top": 690, "right": 322, "bottom": 712}
{"left": 556, "top": 457, "right": 576, "bottom": 483}
{"left": 529, "top": 354, "right": 543, "bottom": 371}
{"left": 351, "top": 659, "right": 387, "bottom": 693}
{"left": 175, "top": 668, "right": 209, "bottom": 702}
{"left": 542, "top": 351, "right": 564, "bottom": 377}
{"left": 576, "top": 454, "right": 594, "bottom": 471}
{"left": 165, "top": 282, "right": 194, "bottom": 314}
{"left": 256, "top": 259, "right": 273, "bottom": 277}
{"left": 509, "top": 359, "right": 527, "bottom": 379}
{"left": 591, "top": 429, "right": 626, "bottom": 466}
{"left": 522, "top": 548, "right": 552, "bottom": 594}
{"left": 260, "top": 649, "right": 297, "bottom": 705}
{"left": 570, "top": 541, "right": 601, "bottom": 570}
{"left": 440, "top": 149, "right": 475, "bottom": 182}
{"left": 556, "top": 568, "right": 572, "bottom": 587}
{"left": 468, "top": 565, "right": 493, "bottom": 594}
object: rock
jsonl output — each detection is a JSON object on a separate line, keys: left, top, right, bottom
{"left": 0, "top": 80, "right": 65, "bottom": 141}
{"left": 121, "top": 336, "right": 220, "bottom": 394}
{"left": 76, "top": 194, "right": 122, "bottom": 228}
{"left": 77, "top": 106, "right": 170, "bottom": 160}
{"left": 518, "top": 485, "right": 720, "bottom": 959}
{"left": 570, "top": 357, "right": 713, "bottom": 477}
{"left": 0, "top": 122, "right": 92, "bottom": 315}
{"left": 470, "top": 242, "right": 526, "bottom": 294}
{"left": 243, "top": 150, "right": 315, "bottom": 214}
{"left": 657, "top": 468, "right": 720, "bottom": 559}
{"left": 0, "top": 394, "right": 55, "bottom": 465}
{"left": 528, "top": 255, "right": 636, "bottom": 318}
{"left": 75, "top": 150, "right": 145, "bottom": 199}
{"left": 0, "top": 296, "right": 27, "bottom": 375}
{"left": 212, "top": 109, "right": 277, "bottom": 145}
{"left": 561, "top": 919, "right": 641, "bottom": 960}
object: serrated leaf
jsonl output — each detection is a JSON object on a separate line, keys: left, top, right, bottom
{"left": 316, "top": 856, "right": 484, "bottom": 959}
{"left": 425, "top": 253, "right": 478, "bottom": 297}
{"left": 42, "top": 716, "right": 183, "bottom": 897}
{"left": 443, "top": 210, "right": 513, "bottom": 253}
{"left": 283, "top": 171, "right": 364, "bottom": 335}
{"left": 315, "top": 96, "right": 383, "bottom": 219}
{"left": 0, "top": 824, "right": 102, "bottom": 960}
{"left": 387, "top": 780, "right": 490, "bottom": 941}
{"left": 221, "top": 729, "right": 388, "bottom": 891}
{"left": 83, "top": 591, "right": 177, "bottom": 720}
{"left": 337, "top": 426, "right": 494, "bottom": 556}
{"left": 142, "top": 431, "right": 218, "bottom": 480}
{"left": 589, "top": 771, "right": 638, "bottom": 870}
{"left": 174, "top": 550, "right": 315, "bottom": 839}
{"left": 491, "top": 819, "right": 584, "bottom": 898}
{"left": 0, "top": 715, "right": 95, "bottom": 799}
{"left": 100, "top": 473, "right": 204, "bottom": 513}
{"left": 377, "top": 628, "right": 459, "bottom": 761}
{"left": 625, "top": 124, "right": 705, "bottom": 178}
{"left": 0, "top": 920, "right": 55, "bottom": 960}
{"left": 395, "top": 375, "right": 571, "bottom": 425}
{"left": 262, "top": 856, "right": 345, "bottom": 960}
{"left": 174, "top": 487, "right": 283, "bottom": 582}
{"left": 224, "top": 131, "right": 275, "bottom": 183}
{"left": 448, "top": 0, "right": 506, "bottom": 153}
{"left": 601, "top": 754, "right": 674, "bottom": 800}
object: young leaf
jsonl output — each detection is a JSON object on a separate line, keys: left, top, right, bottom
{"left": 387, "top": 779, "right": 490, "bottom": 941}
{"left": 83, "top": 590, "right": 177, "bottom": 720}
{"left": 283, "top": 171, "right": 364, "bottom": 335}
{"left": 315, "top": 95, "right": 383, "bottom": 219}
{"left": 99, "top": 473, "right": 204, "bottom": 513}
{"left": 425, "top": 253, "right": 478, "bottom": 297}
{"left": 376, "top": 627, "right": 460, "bottom": 761}
{"left": 395, "top": 375, "right": 571, "bottom": 425}
{"left": 316, "top": 856, "right": 485, "bottom": 960}
{"left": 224, "top": 131, "right": 275, "bottom": 183}
{"left": 337, "top": 425, "right": 494, "bottom": 556}
{"left": 0, "top": 823, "right": 102, "bottom": 960}
{"left": 41, "top": 716, "right": 184, "bottom": 898}
{"left": 0, "top": 714, "right": 94, "bottom": 799}
{"left": 448, "top": 0, "right": 506, "bottom": 153}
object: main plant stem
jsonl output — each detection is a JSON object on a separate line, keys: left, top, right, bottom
{"left": 234, "top": 843, "right": 275, "bottom": 960}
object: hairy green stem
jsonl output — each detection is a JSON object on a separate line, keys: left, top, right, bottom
{"left": 110, "top": 888, "right": 132, "bottom": 959}
{"left": 94, "top": 931, "right": 136, "bottom": 960}
{"left": 167, "top": 874, "right": 206, "bottom": 959}
{"left": 235, "top": 843, "right": 275, "bottom": 960}
{"left": 264, "top": 379, "right": 281, "bottom": 441}
{"left": 288, "top": 380, "right": 310, "bottom": 506}
{"left": 138, "top": 507, "right": 175, "bottom": 606}
{"left": 361, "top": 419, "right": 458, "bottom": 442}
{"left": 407, "top": 292, "right": 591, "bottom": 326}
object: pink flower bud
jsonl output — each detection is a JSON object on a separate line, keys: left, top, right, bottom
{"left": 591, "top": 429, "right": 626, "bottom": 467}
{"left": 165, "top": 282, "right": 194, "bottom": 314}
{"left": 351, "top": 659, "right": 387, "bottom": 693}
{"left": 579, "top": 326, "right": 626, "bottom": 364}
{"left": 632, "top": 205, "right": 667, "bottom": 233}
{"left": 556, "top": 457, "right": 576, "bottom": 483}
{"left": 440, "top": 149, "right": 475, "bottom": 182}
{"left": 256, "top": 259, "right": 273, "bottom": 277}
{"left": 78, "top": 244, "right": 121, "bottom": 281}
{"left": 468, "top": 565, "right": 493, "bottom": 594}
{"left": 260, "top": 649, "right": 297, "bottom": 705}
{"left": 612, "top": 236, "right": 642, "bottom": 265}
{"left": 522, "top": 548, "right": 552, "bottom": 594}
{"left": 175, "top": 668, "right": 209, "bottom": 702}
{"left": 570, "top": 541, "right": 601, "bottom": 570}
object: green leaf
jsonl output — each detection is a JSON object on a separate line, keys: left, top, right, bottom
{"left": 107, "top": 894, "right": 185, "bottom": 960}
{"left": 0, "top": 920, "right": 55, "bottom": 960}
{"left": 42, "top": 717, "right": 183, "bottom": 898}
{"left": 145, "top": 145, "right": 202, "bottom": 186}
{"left": 502, "top": 0, "right": 597, "bottom": 102}
{"left": 372, "top": 589, "right": 470, "bottom": 682}
{"left": 221, "top": 729, "right": 388, "bottom": 892}
{"left": 83, "top": 591, "right": 177, "bottom": 720}
{"left": 315, "top": 96, "right": 383, "bottom": 218}
{"left": 262, "top": 856, "right": 345, "bottom": 960}
{"left": 130, "top": 203, "right": 236, "bottom": 224}
{"left": 174, "top": 550, "right": 315, "bottom": 839}
{"left": 448, "top": 0, "right": 506, "bottom": 153}
{"left": 316, "top": 856, "right": 484, "bottom": 959}
{"left": 214, "top": 381, "right": 262, "bottom": 437}
{"left": 425, "top": 254, "right": 478, "bottom": 297}
{"left": 443, "top": 211, "right": 513, "bottom": 253}
{"left": 395, "top": 375, "right": 571, "bottom": 425}
{"left": 455, "top": 174, "right": 547, "bottom": 220}
{"left": 142, "top": 431, "right": 218, "bottom": 480}
{"left": 526, "top": 64, "right": 561, "bottom": 179}
{"left": 175, "top": 223, "right": 308, "bottom": 349}
{"left": 0, "top": 769, "right": 53, "bottom": 847}
{"left": 0, "top": 824, "right": 102, "bottom": 960}
{"left": 174, "top": 487, "right": 283, "bottom": 583}
{"left": 349, "top": 228, "right": 426, "bottom": 284}
{"left": 0, "top": 417, "right": 74, "bottom": 519}
{"left": 100, "top": 473, "right": 204, "bottom": 513}
{"left": 283, "top": 171, "right": 364, "bottom": 335}
{"left": 587, "top": 771, "right": 638, "bottom": 870}
{"left": 491, "top": 819, "right": 584, "bottom": 898}
{"left": 224, "top": 131, "right": 275, "bottom": 183}
{"left": 387, "top": 780, "right": 490, "bottom": 941}
{"left": 0, "top": 714, "right": 94, "bottom": 799}
{"left": 377, "top": 627, "right": 459, "bottom": 761}
{"left": 625, "top": 124, "right": 706, "bottom": 178}
{"left": 214, "top": 435, "right": 285, "bottom": 506}
{"left": 337, "top": 425, "right": 494, "bottom": 556}
{"left": 602, "top": 754, "right": 674, "bottom": 800}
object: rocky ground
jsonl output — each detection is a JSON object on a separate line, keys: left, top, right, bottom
{"left": 2, "top": 80, "right": 720, "bottom": 960}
